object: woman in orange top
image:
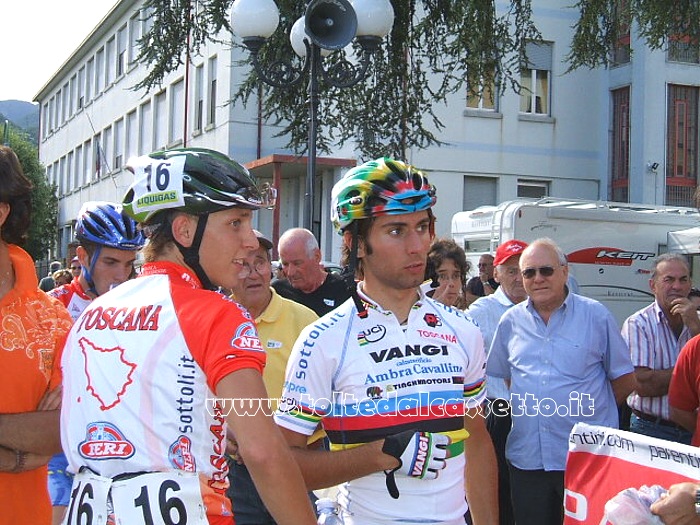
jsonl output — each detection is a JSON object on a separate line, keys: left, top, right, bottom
{"left": 0, "top": 145, "right": 72, "bottom": 525}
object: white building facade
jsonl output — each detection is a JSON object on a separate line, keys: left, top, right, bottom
{"left": 35, "top": 0, "right": 700, "bottom": 262}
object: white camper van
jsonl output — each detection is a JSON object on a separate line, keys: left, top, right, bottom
{"left": 451, "top": 198, "right": 700, "bottom": 325}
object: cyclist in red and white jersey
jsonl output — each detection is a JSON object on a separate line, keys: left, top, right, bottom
{"left": 60, "top": 148, "right": 315, "bottom": 525}
{"left": 275, "top": 158, "right": 498, "bottom": 524}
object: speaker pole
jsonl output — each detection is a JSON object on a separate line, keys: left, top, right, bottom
{"left": 306, "top": 42, "right": 321, "bottom": 237}
{"left": 232, "top": 0, "right": 395, "bottom": 243}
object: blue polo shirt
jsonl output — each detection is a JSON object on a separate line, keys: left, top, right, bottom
{"left": 486, "top": 292, "right": 633, "bottom": 471}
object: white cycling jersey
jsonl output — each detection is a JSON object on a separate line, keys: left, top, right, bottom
{"left": 275, "top": 286, "right": 486, "bottom": 524}
{"left": 61, "top": 261, "right": 266, "bottom": 523}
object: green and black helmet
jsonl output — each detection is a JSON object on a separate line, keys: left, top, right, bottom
{"left": 123, "top": 148, "right": 275, "bottom": 223}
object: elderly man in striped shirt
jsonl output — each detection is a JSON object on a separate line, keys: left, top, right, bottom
{"left": 622, "top": 252, "right": 700, "bottom": 444}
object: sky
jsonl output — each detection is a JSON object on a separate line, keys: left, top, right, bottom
{"left": 3, "top": 0, "right": 118, "bottom": 102}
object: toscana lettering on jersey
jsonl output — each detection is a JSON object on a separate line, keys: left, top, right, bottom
{"left": 75, "top": 304, "right": 162, "bottom": 332}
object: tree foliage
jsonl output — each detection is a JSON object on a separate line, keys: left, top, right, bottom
{"left": 568, "top": 0, "right": 700, "bottom": 70}
{"left": 1, "top": 126, "right": 58, "bottom": 260}
{"left": 136, "top": 0, "right": 539, "bottom": 159}
{"left": 135, "top": 0, "right": 700, "bottom": 160}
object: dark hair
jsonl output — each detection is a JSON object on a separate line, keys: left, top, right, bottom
{"left": 425, "top": 238, "right": 471, "bottom": 308}
{"left": 0, "top": 146, "right": 33, "bottom": 245}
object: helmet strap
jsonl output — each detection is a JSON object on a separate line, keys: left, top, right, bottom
{"left": 175, "top": 214, "right": 215, "bottom": 290}
{"left": 341, "top": 221, "right": 368, "bottom": 319}
{"left": 82, "top": 246, "right": 102, "bottom": 297}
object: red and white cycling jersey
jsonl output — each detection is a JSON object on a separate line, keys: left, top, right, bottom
{"left": 49, "top": 278, "right": 92, "bottom": 320}
{"left": 61, "top": 261, "right": 265, "bottom": 522}
{"left": 275, "top": 286, "right": 486, "bottom": 524}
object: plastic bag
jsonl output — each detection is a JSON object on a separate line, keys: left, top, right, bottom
{"left": 601, "top": 485, "right": 666, "bottom": 525}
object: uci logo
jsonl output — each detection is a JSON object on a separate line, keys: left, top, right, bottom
{"left": 357, "top": 325, "right": 387, "bottom": 345}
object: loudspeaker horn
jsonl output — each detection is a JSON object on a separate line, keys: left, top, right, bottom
{"left": 305, "top": 0, "right": 358, "bottom": 50}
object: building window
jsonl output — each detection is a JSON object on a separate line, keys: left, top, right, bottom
{"left": 668, "top": 36, "right": 700, "bottom": 64}
{"left": 59, "top": 156, "right": 66, "bottom": 196}
{"left": 117, "top": 25, "right": 127, "bottom": 77}
{"left": 66, "top": 152, "right": 74, "bottom": 192}
{"left": 62, "top": 83, "right": 69, "bottom": 124}
{"left": 114, "top": 118, "right": 124, "bottom": 170}
{"left": 106, "top": 37, "right": 116, "bottom": 86}
{"left": 520, "top": 41, "right": 552, "bottom": 115}
{"left": 42, "top": 103, "right": 49, "bottom": 137}
{"left": 48, "top": 97, "right": 55, "bottom": 133}
{"left": 154, "top": 90, "right": 167, "bottom": 150}
{"left": 169, "top": 79, "right": 184, "bottom": 145}
{"left": 95, "top": 48, "right": 105, "bottom": 95}
{"left": 611, "top": 0, "right": 631, "bottom": 65}
{"left": 129, "top": 12, "right": 141, "bottom": 65}
{"left": 93, "top": 134, "right": 103, "bottom": 180}
{"left": 55, "top": 92, "right": 62, "bottom": 129}
{"left": 139, "top": 101, "right": 153, "bottom": 155}
{"left": 86, "top": 58, "right": 94, "bottom": 103}
{"left": 126, "top": 110, "right": 137, "bottom": 159}
{"left": 207, "top": 56, "right": 217, "bottom": 126}
{"left": 194, "top": 64, "right": 204, "bottom": 132}
{"left": 466, "top": 67, "right": 497, "bottom": 111}
{"left": 83, "top": 140, "right": 91, "bottom": 185}
{"left": 74, "top": 145, "right": 82, "bottom": 189}
{"left": 69, "top": 75, "right": 77, "bottom": 117}
{"left": 666, "top": 84, "right": 698, "bottom": 206}
{"left": 611, "top": 87, "right": 630, "bottom": 202}
{"left": 517, "top": 180, "right": 549, "bottom": 199}
{"left": 463, "top": 176, "right": 497, "bottom": 210}
{"left": 77, "top": 67, "right": 85, "bottom": 109}
{"left": 102, "top": 126, "right": 112, "bottom": 174}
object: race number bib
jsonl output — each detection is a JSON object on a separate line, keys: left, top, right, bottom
{"left": 128, "top": 155, "right": 187, "bottom": 221}
{"left": 64, "top": 470, "right": 112, "bottom": 525}
{"left": 111, "top": 472, "right": 207, "bottom": 525}
{"left": 64, "top": 470, "right": 206, "bottom": 525}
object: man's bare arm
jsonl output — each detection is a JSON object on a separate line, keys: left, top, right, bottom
{"left": 278, "top": 426, "right": 397, "bottom": 491}
{"left": 670, "top": 407, "right": 697, "bottom": 434}
{"left": 611, "top": 372, "right": 637, "bottom": 406}
{"left": 464, "top": 408, "right": 498, "bottom": 525}
{"left": 0, "top": 410, "right": 61, "bottom": 455}
{"left": 218, "top": 370, "right": 316, "bottom": 525}
{"left": 634, "top": 366, "right": 673, "bottom": 398}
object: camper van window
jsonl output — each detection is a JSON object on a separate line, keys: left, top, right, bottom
{"left": 464, "top": 240, "right": 491, "bottom": 253}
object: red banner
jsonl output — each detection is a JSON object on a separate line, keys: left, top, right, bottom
{"left": 564, "top": 423, "right": 700, "bottom": 524}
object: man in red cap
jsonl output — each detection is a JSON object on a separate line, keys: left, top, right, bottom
{"left": 468, "top": 239, "right": 528, "bottom": 525}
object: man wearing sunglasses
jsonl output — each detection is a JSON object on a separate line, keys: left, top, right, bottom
{"left": 486, "top": 238, "right": 635, "bottom": 525}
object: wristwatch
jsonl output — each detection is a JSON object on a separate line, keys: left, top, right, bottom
{"left": 695, "top": 488, "right": 700, "bottom": 516}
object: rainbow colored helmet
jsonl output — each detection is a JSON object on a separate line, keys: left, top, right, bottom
{"left": 331, "top": 157, "right": 436, "bottom": 233}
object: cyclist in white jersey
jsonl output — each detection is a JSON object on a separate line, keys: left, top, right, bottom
{"left": 60, "top": 148, "right": 316, "bottom": 525}
{"left": 48, "top": 201, "right": 145, "bottom": 525}
{"left": 275, "top": 158, "right": 498, "bottom": 525}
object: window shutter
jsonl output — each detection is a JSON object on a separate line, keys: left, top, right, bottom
{"left": 523, "top": 42, "right": 553, "bottom": 70}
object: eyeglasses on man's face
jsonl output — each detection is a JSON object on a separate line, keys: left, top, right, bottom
{"left": 521, "top": 266, "right": 557, "bottom": 279}
{"left": 239, "top": 258, "right": 270, "bottom": 278}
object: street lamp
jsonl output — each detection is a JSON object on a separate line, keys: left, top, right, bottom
{"left": 231, "top": 0, "right": 394, "bottom": 238}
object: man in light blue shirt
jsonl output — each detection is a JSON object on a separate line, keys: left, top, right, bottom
{"left": 486, "top": 238, "right": 635, "bottom": 525}
{"left": 469, "top": 239, "right": 528, "bottom": 525}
